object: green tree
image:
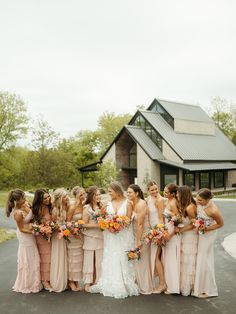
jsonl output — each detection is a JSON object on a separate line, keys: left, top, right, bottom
{"left": 0, "top": 91, "right": 28, "bottom": 150}
{"left": 211, "top": 97, "right": 236, "bottom": 144}
{"left": 94, "top": 160, "right": 118, "bottom": 191}
{"left": 96, "top": 112, "right": 132, "bottom": 154}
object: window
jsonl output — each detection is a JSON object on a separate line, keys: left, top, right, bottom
{"left": 129, "top": 144, "right": 137, "bottom": 168}
{"left": 164, "top": 174, "right": 177, "bottom": 186}
{"left": 184, "top": 173, "right": 195, "bottom": 190}
{"left": 214, "top": 172, "right": 224, "bottom": 188}
{"left": 200, "top": 172, "right": 210, "bottom": 189}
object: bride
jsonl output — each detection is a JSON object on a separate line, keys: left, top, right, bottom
{"left": 90, "top": 181, "right": 139, "bottom": 298}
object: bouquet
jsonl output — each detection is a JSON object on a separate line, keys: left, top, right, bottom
{"left": 127, "top": 247, "right": 141, "bottom": 261}
{"left": 58, "top": 220, "right": 85, "bottom": 242}
{"left": 98, "top": 214, "right": 130, "bottom": 233}
{"left": 163, "top": 212, "right": 183, "bottom": 227}
{"left": 144, "top": 224, "right": 169, "bottom": 247}
{"left": 91, "top": 206, "right": 107, "bottom": 223}
{"left": 31, "top": 221, "right": 57, "bottom": 242}
{"left": 193, "top": 216, "right": 210, "bottom": 234}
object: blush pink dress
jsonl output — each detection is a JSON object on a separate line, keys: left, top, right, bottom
{"left": 13, "top": 210, "right": 42, "bottom": 293}
{"left": 35, "top": 212, "right": 52, "bottom": 282}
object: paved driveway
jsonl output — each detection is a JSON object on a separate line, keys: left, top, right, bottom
{"left": 0, "top": 200, "right": 235, "bottom": 314}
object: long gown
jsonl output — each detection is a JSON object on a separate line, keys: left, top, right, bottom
{"left": 180, "top": 216, "right": 198, "bottom": 296}
{"left": 50, "top": 209, "right": 68, "bottom": 292}
{"left": 13, "top": 210, "right": 42, "bottom": 293}
{"left": 83, "top": 205, "right": 103, "bottom": 285}
{"left": 35, "top": 212, "right": 51, "bottom": 282}
{"left": 193, "top": 202, "right": 218, "bottom": 297}
{"left": 91, "top": 199, "right": 139, "bottom": 298}
{"left": 162, "top": 208, "right": 181, "bottom": 294}
{"left": 67, "top": 213, "right": 84, "bottom": 283}
{"left": 133, "top": 211, "right": 153, "bottom": 294}
{"left": 147, "top": 196, "right": 162, "bottom": 279}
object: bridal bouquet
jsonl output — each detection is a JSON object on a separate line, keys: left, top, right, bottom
{"left": 98, "top": 214, "right": 130, "bottom": 233}
{"left": 58, "top": 220, "right": 85, "bottom": 241}
{"left": 193, "top": 216, "right": 210, "bottom": 234}
{"left": 91, "top": 206, "right": 107, "bottom": 223}
{"left": 127, "top": 247, "right": 141, "bottom": 261}
{"left": 31, "top": 221, "right": 58, "bottom": 242}
{"left": 144, "top": 224, "right": 169, "bottom": 247}
{"left": 163, "top": 212, "right": 183, "bottom": 227}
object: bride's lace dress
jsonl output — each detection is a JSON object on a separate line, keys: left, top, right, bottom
{"left": 91, "top": 199, "right": 139, "bottom": 298}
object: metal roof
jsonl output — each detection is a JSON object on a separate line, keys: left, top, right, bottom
{"left": 159, "top": 160, "right": 236, "bottom": 171}
{"left": 155, "top": 98, "right": 213, "bottom": 123}
{"left": 125, "top": 125, "right": 165, "bottom": 160}
{"left": 140, "top": 111, "right": 236, "bottom": 161}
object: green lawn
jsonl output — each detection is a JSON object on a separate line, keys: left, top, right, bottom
{"left": 215, "top": 194, "right": 236, "bottom": 199}
{"left": 0, "top": 191, "right": 8, "bottom": 208}
{"left": 0, "top": 228, "right": 16, "bottom": 243}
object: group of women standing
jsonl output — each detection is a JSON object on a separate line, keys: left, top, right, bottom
{"left": 6, "top": 180, "right": 224, "bottom": 299}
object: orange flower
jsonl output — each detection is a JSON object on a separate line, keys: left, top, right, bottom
{"left": 113, "top": 222, "right": 120, "bottom": 230}
{"left": 128, "top": 252, "right": 135, "bottom": 259}
{"left": 63, "top": 229, "right": 71, "bottom": 237}
{"left": 77, "top": 219, "right": 85, "bottom": 225}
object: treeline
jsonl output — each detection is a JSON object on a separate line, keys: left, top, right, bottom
{"left": 0, "top": 91, "right": 235, "bottom": 191}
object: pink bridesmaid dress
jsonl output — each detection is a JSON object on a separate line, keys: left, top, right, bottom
{"left": 67, "top": 212, "right": 84, "bottom": 283}
{"left": 13, "top": 210, "right": 42, "bottom": 293}
{"left": 193, "top": 203, "right": 218, "bottom": 297}
{"left": 162, "top": 208, "right": 181, "bottom": 294}
{"left": 35, "top": 212, "right": 51, "bottom": 283}
{"left": 133, "top": 211, "right": 153, "bottom": 294}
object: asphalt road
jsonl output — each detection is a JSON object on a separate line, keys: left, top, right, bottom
{"left": 0, "top": 200, "right": 235, "bottom": 314}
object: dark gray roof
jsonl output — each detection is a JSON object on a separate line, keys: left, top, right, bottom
{"left": 125, "top": 125, "right": 165, "bottom": 160}
{"left": 155, "top": 98, "right": 213, "bottom": 123}
{"left": 140, "top": 111, "right": 236, "bottom": 161}
{"left": 159, "top": 160, "right": 236, "bottom": 171}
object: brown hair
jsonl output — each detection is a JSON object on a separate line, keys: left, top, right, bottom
{"left": 85, "top": 186, "right": 101, "bottom": 208}
{"left": 197, "top": 188, "right": 214, "bottom": 200}
{"left": 128, "top": 184, "right": 144, "bottom": 200}
{"left": 177, "top": 186, "right": 196, "bottom": 217}
{"left": 5, "top": 189, "right": 25, "bottom": 217}
{"left": 165, "top": 183, "right": 178, "bottom": 198}
{"left": 108, "top": 181, "right": 125, "bottom": 198}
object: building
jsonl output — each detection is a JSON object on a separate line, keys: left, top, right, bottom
{"left": 81, "top": 98, "right": 236, "bottom": 191}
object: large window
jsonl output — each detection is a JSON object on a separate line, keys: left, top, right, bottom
{"left": 184, "top": 173, "right": 195, "bottom": 190}
{"left": 150, "top": 102, "right": 174, "bottom": 128}
{"left": 200, "top": 172, "right": 210, "bottom": 189}
{"left": 214, "top": 171, "right": 224, "bottom": 188}
{"left": 129, "top": 144, "right": 137, "bottom": 168}
{"left": 164, "top": 174, "right": 177, "bottom": 186}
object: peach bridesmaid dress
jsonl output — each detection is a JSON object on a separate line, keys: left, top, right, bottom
{"left": 13, "top": 210, "right": 42, "bottom": 293}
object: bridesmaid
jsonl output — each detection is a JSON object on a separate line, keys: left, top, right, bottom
{"left": 176, "top": 186, "right": 197, "bottom": 296}
{"left": 162, "top": 183, "right": 181, "bottom": 294}
{"left": 6, "top": 189, "right": 42, "bottom": 293}
{"left": 50, "top": 188, "right": 69, "bottom": 292}
{"left": 82, "top": 186, "right": 104, "bottom": 292}
{"left": 66, "top": 186, "right": 86, "bottom": 291}
{"left": 193, "top": 188, "right": 224, "bottom": 298}
{"left": 146, "top": 181, "right": 166, "bottom": 293}
{"left": 127, "top": 184, "right": 153, "bottom": 295}
{"left": 32, "top": 189, "right": 52, "bottom": 291}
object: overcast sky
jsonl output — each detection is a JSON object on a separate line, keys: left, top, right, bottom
{"left": 0, "top": 0, "right": 235, "bottom": 139}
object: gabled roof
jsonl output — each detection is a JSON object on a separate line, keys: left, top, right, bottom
{"left": 148, "top": 98, "right": 213, "bottom": 123}
{"left": 125, "top": 125, "right": 165, "bottom": 160}
{"left": 140, "top": 110, "right": 236, "bottom": 161}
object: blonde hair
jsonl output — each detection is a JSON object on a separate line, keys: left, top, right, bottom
{"left": 52, "top": 188, "right": 68, "bottom": 221}
{"left": 71, "top": 186, "right": 82, "bottom": 198}
{"left": 108, "top": 181, "right": 125, "bottom": 198}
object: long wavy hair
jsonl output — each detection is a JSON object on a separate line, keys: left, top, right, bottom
{"left": 32, "top": 189, "right": 52, "bottom": 222}
{"left": 108, "top": 181, "right": 125, "bottom": 198}
{"left": 5, "top": 189, "right": 25, "bottom": 217}
{"left": 85, "top": 186, "right": 102, "bottom": 208}
{"left": 177, "top": 186, "right": 196, "bottom": 217}
{"left": 52, "top": 188, "right": 68, "bottom": 221}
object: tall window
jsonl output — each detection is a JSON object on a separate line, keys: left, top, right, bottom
{"left": 214, "top": 171, "right": 224, "bottom": 188}
{"left": 129, "top": 144, "right": 137, "bottom": 168}
{"left": 184, "top": 173, "right": 195, "bottom": 190}
{"left": 200, "top": 172, "right": 210, "bottom": 189}
{"left": 150, "top": 102, "right": 174, "bottom": 128}
{"left": 164, "top": 174, "right": 177, "bottom": 186}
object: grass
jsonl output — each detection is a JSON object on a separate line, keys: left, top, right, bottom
{"left": 0, "top": 228, "right": 16, "bottom": 243}
{"left": 215, "top": 194, "right": 236, "bottom": 199}
{"left": 0, "top": 191, "right": 8, "bottom": 208}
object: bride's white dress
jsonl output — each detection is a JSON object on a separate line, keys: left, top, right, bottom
{"left": 91, "top": 199, "right": 139, "bottom": 298}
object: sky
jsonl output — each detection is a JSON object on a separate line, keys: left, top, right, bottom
{"left": 0, "top": 0, "right": 236, "bottom": 140}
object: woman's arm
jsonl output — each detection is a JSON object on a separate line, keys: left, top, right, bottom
{"left": 177, "top": 204, "right": 196, "bottom": 234}
{"left": 14, "top": 211, "right": 32, "bottom": 234}
{"left": 205, "top": 205, "right": 224, "bottom": 232}
{"left": 82, "top": 207, "right": 99, "bottom": 229}
{"left": 155, "top": 197, "right": 164, "bottom": 223}
{"left": 135, "top": 201, "right": 147, "bottom": 248}
{"left": 67, "top": 205, "right": 75, "bottom": 222}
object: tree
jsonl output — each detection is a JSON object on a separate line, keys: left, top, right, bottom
{"left": 94, "top": 160, "right": 118, "bottom": 191}
{"left": 96, "top": 111, "right": 132, "bottom": 154}
{"left": 0, "top": 91, "right": 28, "bottom": 150}
{"left": 211, "top": 97, "right": 236, "bottom": 145}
